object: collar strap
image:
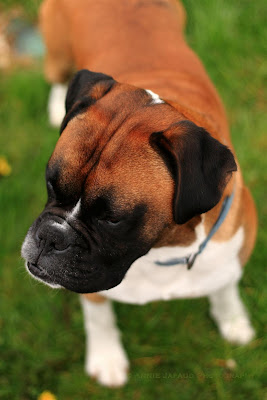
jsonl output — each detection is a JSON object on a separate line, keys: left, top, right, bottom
{"left": 155, "top": 187, "right": 235, "bottom": 270}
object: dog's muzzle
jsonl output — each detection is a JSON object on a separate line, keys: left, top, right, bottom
{"left": 21, "top": 212, "right": 128, "bottom": 293}
{"left": 21, "top": 214, "right": 92, "bottom": 289}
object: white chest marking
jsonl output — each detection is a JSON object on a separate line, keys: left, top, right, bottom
{"left": 100, "top": 225, "right": 244, "bottom": 304}
{"left": 145, "top": 89, "right": 165, "bottom": 104}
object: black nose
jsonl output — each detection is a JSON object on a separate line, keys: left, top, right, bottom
{"left": 36, "top": 221, "right": 72, "bottom": 253}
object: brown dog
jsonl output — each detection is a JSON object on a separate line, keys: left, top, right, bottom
{"left": 22, "top": 0, "right": 257, "bottom": 387}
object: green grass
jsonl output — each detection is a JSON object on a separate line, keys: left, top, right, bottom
{"left": 0, "top": 1, "right": 266, "bottom": 399}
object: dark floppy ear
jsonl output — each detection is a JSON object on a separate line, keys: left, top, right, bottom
{"left": 151, "top": 120, "right": 237, "bottom": 224}
{"left": 60, "top": 69, "right": 115, "bottom": 134}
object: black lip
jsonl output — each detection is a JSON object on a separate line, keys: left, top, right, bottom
{"left": 27, "top": 262, "right": 54, "bottom": 283}
{"left": 26, "top": 261, "right": 125, "bottom": 293}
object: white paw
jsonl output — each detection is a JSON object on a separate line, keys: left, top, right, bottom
{"left": 218, "top": 316, "right": 255, "bottom": 345}
{"left": 86, "top": 344, "right": 129, "bottom": 387}
{"left": 48, "top": 84, "right": 67, "bottom": 127}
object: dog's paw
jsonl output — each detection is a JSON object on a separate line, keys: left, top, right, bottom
{"left": 218, "top": 316, "right": 255, "bottom": 345}
{"left": 86, "top": 344, "right": 129, "bottom": 387}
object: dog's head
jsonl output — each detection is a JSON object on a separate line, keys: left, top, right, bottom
{"left": 22, "top": 70, "right": 237, "bottom": 293}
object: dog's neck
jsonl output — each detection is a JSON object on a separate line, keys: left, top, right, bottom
{"left": 153, "top": 215, "right": 202, "bottom": 248}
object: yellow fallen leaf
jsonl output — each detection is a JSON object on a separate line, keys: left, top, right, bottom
{"left": 0, "top": 157, "right": 11, "bottom": 176}
{"left": 38, "top": 391, "right": 57, "bottom": 400}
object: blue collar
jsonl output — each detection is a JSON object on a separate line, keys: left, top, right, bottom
{"left": 155, "top": 188, "right": 235, "bottom": 270}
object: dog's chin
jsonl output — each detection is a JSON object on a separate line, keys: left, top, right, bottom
{"left": 53, "top": 271, "right": 125, "bottom": 294}
{"left": 25, "top": 260, "right": 125, "bottom": 294}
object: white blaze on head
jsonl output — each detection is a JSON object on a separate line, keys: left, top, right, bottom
{"left": 51, "top": 220, "right": 68, "bottom": 231}
{"left": 50, "top": 198, "right": 81, "bottom": 231}
{"left": 67, "top": 198, "right": 81, "bottom": 220}
{"left": 145, "top": 89, "right": 165, "bottom": 105}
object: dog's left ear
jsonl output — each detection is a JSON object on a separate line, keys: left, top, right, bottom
{"left": 151, "top": 120, "right": 237, "bottom": 224}
{"left": 60, "top": 69, "right": 116, "bottom": 133}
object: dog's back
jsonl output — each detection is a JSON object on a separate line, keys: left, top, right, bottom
{"left": 42, "top": 1, "right": 232, "bottom": 144}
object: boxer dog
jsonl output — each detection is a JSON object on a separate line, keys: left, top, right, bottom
{"left": 21, "top": 0, "right": 257, "bottom": 387}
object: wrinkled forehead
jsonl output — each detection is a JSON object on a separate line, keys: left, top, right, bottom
{"left": 46, "top": 84, "right": 179, "bottom": 205}
{"left": 49, "top": 84, "right": 146, "bottom": 164}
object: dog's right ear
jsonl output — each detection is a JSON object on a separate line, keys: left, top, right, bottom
{"left": 60, "top": 69, "right": 115, "bottom": 134}
{"left": 151, "top": 120, "right": 237, "bottom": 224}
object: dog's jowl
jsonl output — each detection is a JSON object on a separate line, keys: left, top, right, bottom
{"left": 22, "top": 0, "right": 257, "bottom": 387}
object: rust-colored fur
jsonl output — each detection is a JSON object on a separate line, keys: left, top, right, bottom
{"left": 40, "top": 0, "right": 257, "bottom": 301}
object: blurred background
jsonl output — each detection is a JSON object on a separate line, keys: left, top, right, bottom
{"left": 0, "top": 0, "right": 266, "bottom": 399}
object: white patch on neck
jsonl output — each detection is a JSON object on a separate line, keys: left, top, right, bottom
{"left": 100, "top": 224, "right": 244, "bottom": 304}
{"left": 145, "top": 89, "right": 164, "bottom": 105}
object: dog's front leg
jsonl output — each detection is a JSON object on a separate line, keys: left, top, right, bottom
{"left": 80, "top": 294, "right": 129, "bottom": 387}
{"left": 209, "top": 282, "right": 255, "bottom": 345}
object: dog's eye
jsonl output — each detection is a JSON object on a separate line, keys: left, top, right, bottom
{"left": 105, "top": 218, "right": 121, "bottom": 226}
{"left": 99, "top": 217, "right": 122, "bottom": 226}
{"left": 97, "top": 216, "right": 122, "bottom": 226}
